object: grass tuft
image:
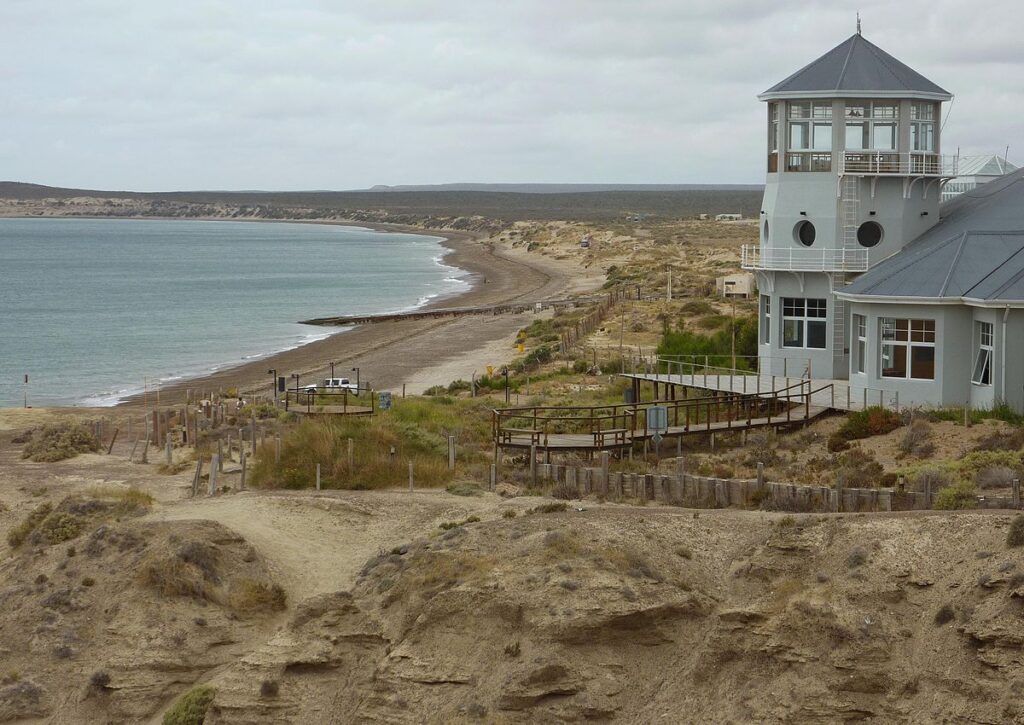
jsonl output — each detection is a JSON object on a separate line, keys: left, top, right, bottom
{"left": 163, "top": 685, "right": 215, "bottom": 725}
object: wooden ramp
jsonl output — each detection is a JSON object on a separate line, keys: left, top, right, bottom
{"left": 493, "top": 381, "right": 834, "bottom": 455}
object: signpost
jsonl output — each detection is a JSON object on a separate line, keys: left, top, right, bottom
{"left": 648, "top": 405, "right": 668, "bottom": 457}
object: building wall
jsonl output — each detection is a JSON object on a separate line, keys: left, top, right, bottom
{"left": 758, "top": 271, "right": 847, "bottom": 379}
{"left": 846, "top": 302, "right": 1024, "bottom": 412}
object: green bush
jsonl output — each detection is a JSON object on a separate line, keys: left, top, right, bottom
{"left": 6, "top": 503, "right": 53, "bottom": 547}
{"left": 657, "top": 315, "right": 758, "bottom": 371}
{"left": 163, "top": 685, "right": 215, "bottom": 725}
{"left": 934, "top": 481, "right": 978, "bottom": 510}
{"left": 21, "top": 422, "right": 100, "bottom": 462}
{"left": 831, "top": 407, "right": 903, "bottom": 447}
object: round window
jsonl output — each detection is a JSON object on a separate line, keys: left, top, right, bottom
{"left": 763, "top": 219, "right": 770, "bottom": 242}
{"left": 857, "top": 221, "right": 883, "bottom": 248}
{"left": 794, "top": 220, "right": 815, "bottom": 247}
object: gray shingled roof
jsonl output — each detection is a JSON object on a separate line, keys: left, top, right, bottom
{"left": 838, "top": 169, "right": 1024, "bottom": 303}
{"left": 759, "top": 34, "right": 952, "bottom": 101}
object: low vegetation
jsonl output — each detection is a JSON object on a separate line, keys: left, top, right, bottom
{"left": 1007, "top": 515, "right": 1024, "bottom": 548}
{"left": 827, "top": 407, "right": 903, "bottom": 452}
{"left": 163, "top": 685, "right": 216, "bottom": 725}
{"left": 20, "top": 422, "right": 100, "bottom": 462}
{"left": 933, "top": 481, "right": 979, "bottom": 510}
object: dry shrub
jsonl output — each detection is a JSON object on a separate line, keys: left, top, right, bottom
{"left": 542, "top": 530, "right": 581, "bottom": 559}
{"left": 528, "top": 502, "right": 568, "bottom": 514}
{"left": 976, "top": 465, "right": 1018, "bottom": 491}
{"left": 829, "top": 407, "right": 903, "bottom": 452}
{"left": 6, "top": 503, "right": 53, "bottom": 547}
{"left": 837, "top": 451, "right": 885, "bottom": 488}
{"left": 846, "top": 547, "right": 868, "bottom": 568}
{"left": 899, "top": 420, "right": 934, "bottom": 457}
{"left": 551, "top": 479, "right": 580, "bottom": 500}
{"left": 599, "top": 545, "right": 662, "bottom": 581}
{"left": 21, "top": 422, "right": 100, "bottom": 462}
{"left": 140, "top": 555, "right": 216, "bottom": 600}
{"left": 974, "top": 428, "right": 1024, "bottom": 453}
{"left": 228, "top": 579, "right": 287, "bottom": 612}
{"left": 912, "top": 467, "right": 955, "bottom": 493}
{"left": 38, "top": 513, "right": 83, "bottom": 545}
{"left": 1007, "top": 515, "right": 1024, "bottom": 548}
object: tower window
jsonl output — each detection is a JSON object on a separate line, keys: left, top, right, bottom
{"left": 794, "top": 221, "right": 816, "bottom": 246}
{"left": 857, "top": 222, "right": 883, "bottom": 248}
{"left": 782, "top": 297, "right": 827, "bottom": 349}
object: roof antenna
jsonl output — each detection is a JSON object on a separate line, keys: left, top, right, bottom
{"left": 856, "top": 13, "right": 862, "bottom": 35}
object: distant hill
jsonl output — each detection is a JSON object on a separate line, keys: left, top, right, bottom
{"left": 0, "top": 181, "right": 764, "bottom": 221}
{"left": 363, "top": 183, "right": 764, "bottom": 194}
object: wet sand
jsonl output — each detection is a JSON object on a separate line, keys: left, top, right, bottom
{"left": 121, "top": 222, "right": 584, "bottom": 405}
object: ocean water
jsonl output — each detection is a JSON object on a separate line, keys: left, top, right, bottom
{"left": 0, "top": 218, "right": 469, "bottom": 407}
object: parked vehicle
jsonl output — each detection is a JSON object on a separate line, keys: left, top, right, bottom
{"left": 302, "top": 377, "right": 359, "bottom": 394}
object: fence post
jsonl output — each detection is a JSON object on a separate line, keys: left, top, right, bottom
{"left": 530, "top": 444, "right": 538, "bottom": 486}
{"left": 448, "top": 435, "right": 456, "bottom": 470}
{"left": 601, "top": 451, "right": 610, "bottom": 493}
{"left": 347, "top": 438, "right": 354, "bottom": 471}
{"left": 1014, "top": 478, "right": 1021, "bottom": 509}
{"left": 756, "top": 462, "right": 765, "bottom": 489}
{"left": 218, "top": 440, "right": 224, "bottom": 472}
{"left": 835, "top": 474, "right": 844, "bottom": 513}
{"left": 165, "top": 433, "right": 172, "bottom": 466}
{"left": 490, "top": 463, "right": 497, "bottom": 491}
{"left": 209, "top": 455, "right": 219, "bottom": 495}
{"left": 408, "top": 461, "right": 414, "bottom": 491}
{"left": 192, "top": 458, "right": 202, "bottom": 498}
{"left": 275, "top": 436, "right": 281, "bottom": 464}
{"left": 316, "top": 463, "right": 321, "bottom": 491}
{"left": 240, "top": 451, "right": 247, "bottom": 490}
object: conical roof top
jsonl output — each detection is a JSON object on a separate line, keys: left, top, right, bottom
{"left": 759, "top": 33, "right": 951, "bottom": 101}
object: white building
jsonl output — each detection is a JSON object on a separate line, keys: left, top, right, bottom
{"left": 716, "top": 273, "right": 756, "bottom": 299}
{"left": 743, "top": 30, "right": 1024, "bottom": 412}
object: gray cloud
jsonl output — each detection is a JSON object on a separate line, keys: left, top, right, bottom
{"left": 2, "top": 0, "right": 1022, "bottom": 190}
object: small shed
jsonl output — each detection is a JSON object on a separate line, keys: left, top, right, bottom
{"left": 715, "top": 213, "right": 743, "bottom": 221}
{"left": 716, "top": 272, "right": 756, "bottom": 298}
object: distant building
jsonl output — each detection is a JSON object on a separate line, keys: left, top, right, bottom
{"left": 715, "top": 213, "right": 743, "bottom": 221}
{"left": 716, "top": 273, "right": 756, "bottom": 298}
{"left": 941, "top": 155, "right": 1018, "bottom": 203}
{"left": 698, "top": 213, "right": 710, "bottom": 220}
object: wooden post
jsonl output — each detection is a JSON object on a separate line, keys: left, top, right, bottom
{"left": 408, "top": 461, "right": 414, "bottom": 491}
{"left": 1013, "top": 478, "right": 1021, "bottom": 509}
{"left": 756, "top": 462, "right": 765, "bottom": 489}
{"left": 448, "top": 435, "right": 456, "bottom": 470}
{"left": 129, "top": 437, "right": 140, "bottom": 463}
{"left": 275, "top": 436, "right": 281, "bottom": 464}
{"left": 250, "top": 417, "right": 257, "bottom": 454}
{"left": 489, "top": 463, "right": 497, "bottom": 491}
{"left": 240, "top": 451, "right": 247, "bottom": 490}
{"left": 530, "top": 444, "right": 538, "bottom": 486}
{"left": 142, "top": 416, "right": 150, "bottom": 463}
{"left": 192, "top": 458, "right": 202, "bottom": 497}
{"left": 107, "top": 428, "right": 119, "bottom": 455}
{"left": 836, "top": 474, "right": 844, "bottom": 513}
{"left": 316, "top": 463, "right": 321, "bottom": 491}
{"left": 217, "top": 440, "right": 224, "bottom": 471}
{"left": 347, "top": 438, "right": 354, "bottom": 472}
{"left": 165, "top": 433, "right": 172, "bottom": 466}
{"left": 208, "top": 455, "right": 219, "bottom": 495}
{"left": 924, "top": 477, "right": 932, "bottom": 509}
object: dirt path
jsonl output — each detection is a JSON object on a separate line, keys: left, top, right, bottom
{"left": 144, "top": 489, "right": 517, "bottom": 601}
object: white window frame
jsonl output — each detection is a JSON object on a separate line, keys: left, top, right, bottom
{"left": 781, "top": 297, "right": 827, "bottom": 350}
{"left": 880, "top": 318, "right": 935, "bottom": 380}
{"left": 852, "top": 314, "right": 867, "bottom": 374}
{"left": 844, "top": 101, "right": 900, "bottom": 151}
{"left": 760, "top": 295, "right": 771, "bottom": 345}
{"left": 789, "top": 102, "right": 832, "bottom": 152}
{"left": 972, "top": 321, "right": 993, "bottom": 386}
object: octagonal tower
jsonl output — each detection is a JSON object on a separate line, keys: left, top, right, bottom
{"left": 745, "top": 31, "right": 954, "bottom": 379}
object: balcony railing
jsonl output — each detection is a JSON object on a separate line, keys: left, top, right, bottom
{"left": 841, "top": 152, "right": 957, "bottom": 177}
{"left": 741, "top": 244, "right": 869, "bottom": 272}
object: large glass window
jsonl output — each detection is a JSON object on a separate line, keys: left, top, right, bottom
{"left": 761, "top": 295, "right": 771, "bottom": 345}
{"left": 880, "top": 318, "right": 935, "bottom": 380}
{"left": 789, "top": 102, "right": 831, "bottom": 151}
{"left": 853, "top": 314, "right": 867, "bottom": 374}
{"left": 768, "top": 103, "right": 778, "bottom": 152}
{"left": 782, "top": 298, "right": 827, "bottom": 349}
{"left": 844, "top": 101, "right": 900, "bottom": 151}
{"left": 972, "top": 321, "right": 993, "bottom": 385}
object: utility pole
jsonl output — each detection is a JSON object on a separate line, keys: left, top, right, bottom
{"left": 23, "top": 374, "right": 28, "bottom": 408}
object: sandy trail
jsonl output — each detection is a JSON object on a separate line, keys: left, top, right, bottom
{"left": 144, "top": 489, "right": 510, "bottom": 601}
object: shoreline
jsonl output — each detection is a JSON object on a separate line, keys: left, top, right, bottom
{"left": 106, "top": 217, "right": 580, "bottom": 406}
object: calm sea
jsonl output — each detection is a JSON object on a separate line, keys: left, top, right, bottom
{"left": 0, "top": 218, "right": 469, "bottom": 407}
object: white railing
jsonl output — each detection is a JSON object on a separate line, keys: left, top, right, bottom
{"left": 842, "top": 152, "right": 958, "bottom": 177}
{"left": 741, "top": 245, "right": 868, "bottom": 272}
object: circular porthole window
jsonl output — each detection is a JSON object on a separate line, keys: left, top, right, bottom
{"left": 857, "top": 221, "right": 883, "bottom": 248}
{"left": 763, "top": 219, "right": 770, "bottom": 242}
{"left": 794, "top": 220, "right": 816, "bottom": 246}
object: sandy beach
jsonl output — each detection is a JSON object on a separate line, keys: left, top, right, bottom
{"left": 120, "top": 221, "right": 599, "bottom": 405}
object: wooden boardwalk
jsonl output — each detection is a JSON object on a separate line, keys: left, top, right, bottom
{"left": 493, "top": 382, "right": 833, "bottom": 455}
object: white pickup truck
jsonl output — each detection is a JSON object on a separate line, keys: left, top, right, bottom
{"left": 302, "top": 378, "right": 359, "bottom": 394}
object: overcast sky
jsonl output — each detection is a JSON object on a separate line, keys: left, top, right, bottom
{"left": 3, "top": 0, "right": 1022, "bottom": 191}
